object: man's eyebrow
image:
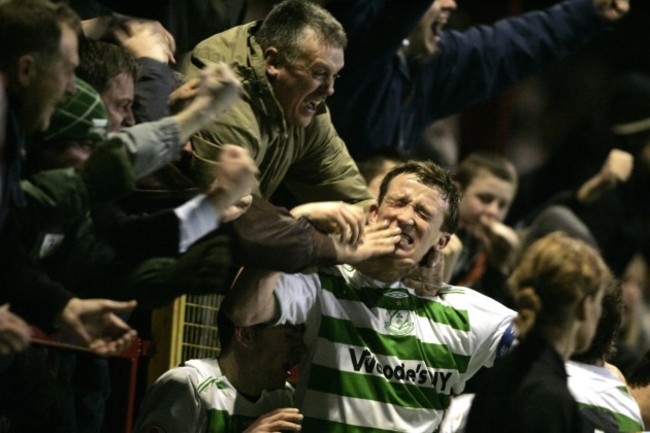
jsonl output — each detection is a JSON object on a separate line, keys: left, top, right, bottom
{"left": 313, "top": 59, "right": 343, "bottom": 71}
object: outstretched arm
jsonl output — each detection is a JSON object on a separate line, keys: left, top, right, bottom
{"left": 291, "top": 201, "right": 367, "bottom": 245}
{"left": 429, "top": 0, "right": 629, "bottom": 121}
{"left": 111, "top": 61, "right": 242, "bottom": 179}
{"left": 225, "top": 219, "right": 400, "bottom": 326}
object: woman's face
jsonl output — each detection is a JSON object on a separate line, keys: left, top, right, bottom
{"left": 573, "top": 284, "right": 607, "bottom": 355}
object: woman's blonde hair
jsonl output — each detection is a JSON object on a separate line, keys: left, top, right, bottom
{"left": 509, "top": 232, "right": 611, "bottom": 337}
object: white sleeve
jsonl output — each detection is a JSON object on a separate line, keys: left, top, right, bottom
{"left": 174, "top": 194, "right": 219, "bottom": 253}
{"left": 108, "top": 117, "right": 181, "bottom": 179}
{"left": 274, "top": 272, "right": 321, "bottom": 325}
{"left": 463, "top": 290, "right": 518, "bottom": 375}
{"left": 133, "top": 367, "right": 206, "bottom": 433}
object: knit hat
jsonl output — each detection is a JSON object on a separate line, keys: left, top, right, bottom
{"left": 606, "top": 72, "right": 650, "bottom": 136}
{"left": 43, "top": 77, "right": 108, "bottom": 142}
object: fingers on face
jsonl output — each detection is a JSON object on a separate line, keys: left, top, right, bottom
{"left": 337, "top": 206, "right": 364, "bottom": 244}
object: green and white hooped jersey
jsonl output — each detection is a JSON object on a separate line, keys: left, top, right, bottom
{"left": 566, "top": 361, "right": 644, "bottom": 432}
{"left": 132, "top": 358, "right": 294, "bottom": 433}
{"left": 274, "top": 265, "right": 517, "bottom": 433}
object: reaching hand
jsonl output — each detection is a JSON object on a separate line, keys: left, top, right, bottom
{"left": 0, "top": 304, "right": 31, "bottom": 355}
{"left": 600, "top": 149, "right": 634, "bottom": 184}
{"left": 55, "top": 298, "right": 138, "bottom": 356}
{"left": 403, "top": 247, "right": 445, "bottom": 297}
{"left": 195, "top": 62, "right": 243, "bottom": 118}
{"left": 593, "top": 0, "right": 629, "bottom": 21}
{"left": 207, "top": 145, "right": 259, "bottom": 217}
{"left": 291, "top": 201, "right": 366, "bottom": 244}
{"left": 243, "top": 408, "right": 303, "bottom": 433}
{"left": 473, "top": 216, "right": 520, "bottom": 274}
{"left": 336, "top": 220, "right": 401, "bottom": 264}
{"left": 404, "top": 234, "right": 463, "bottom": 295}
{"left": 441, "top": 233, "right": 463, "bottom": 283}
{"left": 113, "top": 20, "right": 176, "bottom": 64}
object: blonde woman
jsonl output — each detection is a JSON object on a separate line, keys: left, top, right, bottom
{"left": 466, "top": 232, "right": 611, "bottom": 433}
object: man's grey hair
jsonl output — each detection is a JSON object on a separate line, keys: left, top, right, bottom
{"left": 255, "top": 0, "right": 347, "bottom": 66}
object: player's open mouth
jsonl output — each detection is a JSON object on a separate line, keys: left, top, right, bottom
{"left": 397, "top": 233, "right": 414, "bottom": 249}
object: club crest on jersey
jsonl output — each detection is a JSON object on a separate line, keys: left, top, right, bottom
{"left": 384, "top": 289, "right": 409, "bottom": 307}
{"left": 385, "top": 309, "right": 414, "bottom": 336}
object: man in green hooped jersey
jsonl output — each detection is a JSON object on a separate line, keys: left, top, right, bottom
{"left": 225, "top": 160, "right": 518, "bottom": 432}
{"left": 133, "top": 310, "right": 306, "bottom": 433}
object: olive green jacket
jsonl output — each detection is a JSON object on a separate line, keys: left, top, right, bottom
{"left": 183, "top": 22, "right": 372, "bottom": 204}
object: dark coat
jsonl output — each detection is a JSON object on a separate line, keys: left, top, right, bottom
{"left": 467, "top": 334, "right": 587, "bottom": 433}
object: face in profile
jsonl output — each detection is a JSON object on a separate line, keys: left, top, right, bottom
{"left": 23, "top": 24, "right": 78, "bottom": 133}
{"left": 266, "top": 29, "right": 344, "bottom": 128}
{"left": 574, "top": 283, "right": 607, "bottom": 354}
{"left": 369, "top": 173, "right": 451, "bottom": 270}
{"left": 250, "top": 324, "right": 306, "bottom": 391}
{"left": 457, "top": 170, "right": 515, "bottom": 228}
{"left": 101, "top": 72, "right": 135, "bottom": 131}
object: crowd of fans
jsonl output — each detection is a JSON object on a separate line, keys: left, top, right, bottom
{"left": 2, "top": 0, "right": 649, "bottom": 432}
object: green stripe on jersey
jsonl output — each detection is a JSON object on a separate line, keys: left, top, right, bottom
{"left": 614, "top": 413, "right": 644, "bottom": 432}
{"left": 307, "top": 364, "right": 450, "bottom": 410}
{"left": 319, "top": 274, "right": 470, "bottom": 331}
{"left": 616, "top": 385, "right": 631, "bottom": 395}
{"left": 206, "top": 410, "right": 257, "bottom": 433}
{"left": 197, "top": 377, "right": 218, "bottom": 393}
{"left": 576, "top": 403, "right": 643, "bottom": 432}
{"left": 319, "top": 315, "right": 471, "bottom": 372}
